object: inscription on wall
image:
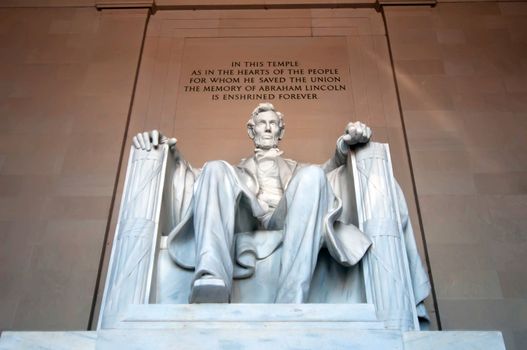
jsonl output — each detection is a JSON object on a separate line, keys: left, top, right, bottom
{"left": 174, "top": 37, "right": 353, "bottom": 164}
{"left": 183, "top": 60, "right": 347, "bottom": 101}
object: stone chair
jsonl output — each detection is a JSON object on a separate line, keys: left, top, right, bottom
{"left": 98, "top": 142, "right": 429, "bottom": 332}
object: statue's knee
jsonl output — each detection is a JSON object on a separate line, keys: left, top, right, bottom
{"left": 295, "top": 165, "right": 326, "bottom": 187}
{"left": 202, "top": 160, "right": 229, "bottom": 176}
{"left": 200, "top": 160, "right": 228, "bottom": 178}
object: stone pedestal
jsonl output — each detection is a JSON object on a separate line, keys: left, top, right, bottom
{"left": 0, "top": 305, "right": 506, "bottom": 350}
{"left": 0, "top": 326, "right": 505, "bottom": 350}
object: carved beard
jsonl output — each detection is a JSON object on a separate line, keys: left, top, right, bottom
{"left": 253, "top": 134, "right": 280, "bottom": 150}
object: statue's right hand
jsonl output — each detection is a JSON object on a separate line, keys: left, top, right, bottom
{"left": 132, "top": 130, "right": 177, "bottom": 151}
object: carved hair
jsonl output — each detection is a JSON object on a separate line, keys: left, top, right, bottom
{"left": 247, "top": 102, "right": 285, "bottom": 140}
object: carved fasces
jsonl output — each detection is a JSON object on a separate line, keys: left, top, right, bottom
{"left": 99, "top": 145, "right": 168, "bottom": 329}
{"left": 352, "top": 142, "right": 419, "bottom": 331}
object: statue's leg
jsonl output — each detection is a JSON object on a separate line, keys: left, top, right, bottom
{"left": 191, "top": 160, "right": 247, "bottom": 303}
{"left": 274, "top": 165, "right": 335, "bottom": 303}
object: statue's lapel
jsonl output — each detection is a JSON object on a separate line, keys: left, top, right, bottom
{"left": 237, "top": 156, "right": 259, "bottom": 193}
{"left": 276, "top": 157, "right": 297, "bottom": 189}
{"left": 238, "top": 156, "right": 257, "bottom": 175}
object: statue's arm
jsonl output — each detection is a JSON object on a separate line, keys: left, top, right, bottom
{"left": 321, "top": 121, "right": 372, "bottom": 173}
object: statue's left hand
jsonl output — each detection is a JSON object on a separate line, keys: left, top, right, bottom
{"left": 342, "top": 121, "right": 372, "bottom": 146}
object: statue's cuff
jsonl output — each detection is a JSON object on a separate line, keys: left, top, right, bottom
{"left": 336, "top": 135, "right": 349, "bottom": 156}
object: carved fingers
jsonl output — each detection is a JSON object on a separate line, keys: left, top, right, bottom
{"left": 135, "top": 132, "right": 147, "bottom": 149}
{"left": 152, "top": 130, "right": 159, "bottom": 147}
{"left": 143, "top": 132, "right": 151, "bottom": 151}
{"left": 132, "top": 135, "right": 141, "bottom": 149}
{"left": 343, "top": 121, "right": 372, "bottom": 146}
{"left": 132, "top": 130, "right": 177, "bottom": 151}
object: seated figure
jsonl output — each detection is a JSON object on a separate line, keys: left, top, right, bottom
{"left": 133, "top": 103, "right": 373, "bottom": 304}
{"left": 101, "top": 102, "right": 430, "bottom": 330}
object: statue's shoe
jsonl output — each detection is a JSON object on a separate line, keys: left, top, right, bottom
{"left": 189, "top": 278, "right": 230, "bottom": 303}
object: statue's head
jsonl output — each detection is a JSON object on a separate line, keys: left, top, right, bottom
{"left": 247, "top": 102, "right": 285, "bottom": 150}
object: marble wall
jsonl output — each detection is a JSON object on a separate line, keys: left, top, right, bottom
{"left": 385, "top": 3, "right": 527, "bottom": 349}
{"left": 90, "top": 6, "right": 432, "bottom": 329}
{"left": 0, "top": 7, "right": 147, "bottom": 330}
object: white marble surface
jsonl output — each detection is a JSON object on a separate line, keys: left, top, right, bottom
{"left": 113, "top": 303, "right": 385, "bottom": 331}
{"left": 98, "top": 328, "right": 404, "bottom": 350}
{"left": 121, "top": 303, "right": 379, "bottom": 322}
{"left": 403, "top": 331, "right": 506, "bottom": 350}
{"left": 0, "top": 331, "right": 96, "bottom": 350}
{"left": 0, "top": 329, "right": 506, "bottom": 350}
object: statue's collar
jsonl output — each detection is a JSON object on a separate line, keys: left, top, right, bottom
{"left": 254, "top": 147, "right": 283, "bottom": 161}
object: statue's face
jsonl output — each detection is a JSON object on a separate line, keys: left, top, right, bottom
{"left": 252, "top": 111, "right": 281, "bottom": 150}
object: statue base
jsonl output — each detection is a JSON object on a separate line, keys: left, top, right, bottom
{"left": 0, "top": 330, "right": 506, "bottom": 350}
{"left": 0, "top": 304, "right": 505, "bottom": 350}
